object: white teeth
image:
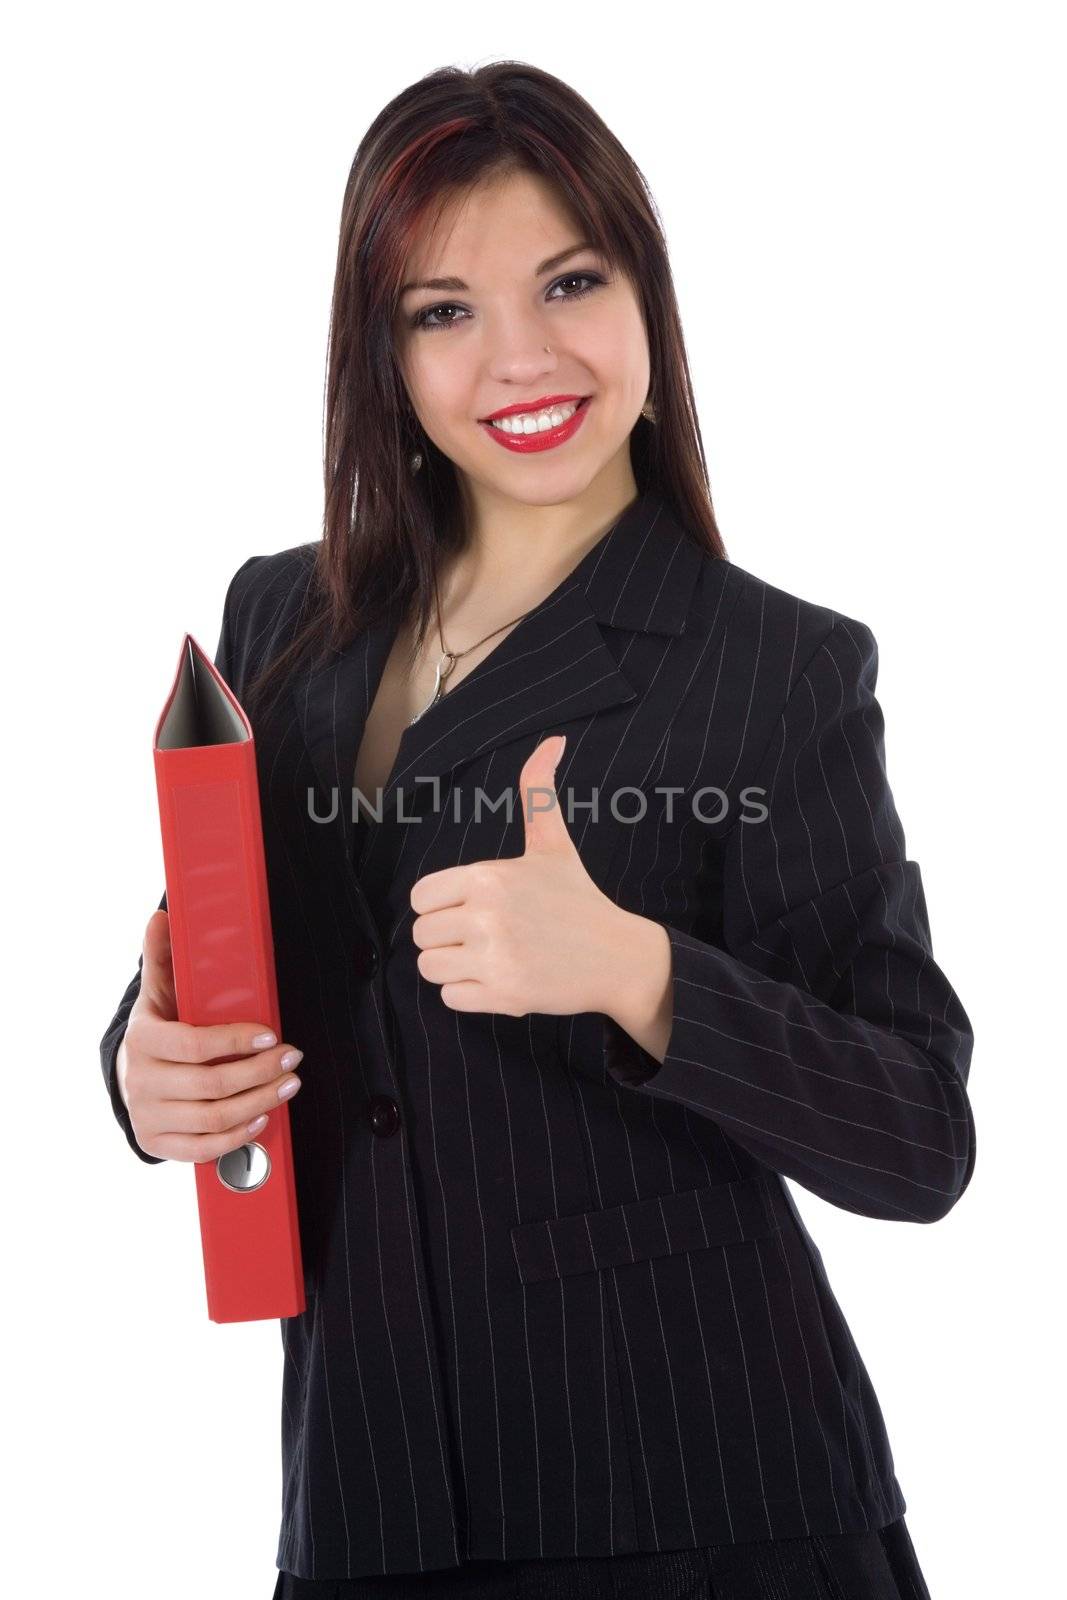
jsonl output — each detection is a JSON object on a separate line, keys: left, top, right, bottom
{"left": 490, "top": 400, "right": 581, "bottom": 433}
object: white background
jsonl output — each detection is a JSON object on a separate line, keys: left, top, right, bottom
{"left": 4, "top": 4, "right": 1063, "bottom": 1596}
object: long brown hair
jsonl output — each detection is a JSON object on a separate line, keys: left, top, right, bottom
{"left": 244, "top": 59, "right": 726, "bottom": 721}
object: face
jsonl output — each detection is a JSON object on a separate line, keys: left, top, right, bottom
{"left": 392, "top": 168, "right": 651, "bottom": 509}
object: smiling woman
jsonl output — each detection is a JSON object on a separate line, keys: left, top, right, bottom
{"left": 390, "top": 171, "right": 652, "bottom": 508}
{"left": 232, "top": 63, "right": 721, "bottom": 727}
{"left": 100, "top": 56, "right": 970, "bottom": 1600}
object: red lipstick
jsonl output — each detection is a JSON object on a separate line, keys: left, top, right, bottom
{"left": 479, "top": 395, "right": 592, "bottom": 454}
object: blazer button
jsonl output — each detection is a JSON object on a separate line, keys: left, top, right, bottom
{"left": 356, "top": 943, "right": 380, "bottom": 980}
{"left": 365, "top": 1094, "right": 400, "bottom": 1137}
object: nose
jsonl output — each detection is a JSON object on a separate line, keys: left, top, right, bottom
{"left": 484, "top": 310, "right": 559, "bottom": 387}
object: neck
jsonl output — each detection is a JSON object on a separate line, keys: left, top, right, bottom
{"left": 444, "top": 460, "right": 640, "bottom": 613}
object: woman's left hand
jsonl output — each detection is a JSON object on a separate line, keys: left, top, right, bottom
{"left": 409, "top": 734, "right": 632, "bottom": 1019}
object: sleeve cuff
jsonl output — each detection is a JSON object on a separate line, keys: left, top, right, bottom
{"left": 602, "top": 1013, "right": 663, "bottom": 1086}
{"left": 103, "top": 1024, "right": 166, "bottom": 1165}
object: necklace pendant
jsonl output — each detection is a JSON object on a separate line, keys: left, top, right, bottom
{"left": 409, "top": 650, "right": 457, "bottom": 727}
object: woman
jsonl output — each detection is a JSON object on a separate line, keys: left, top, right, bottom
{"left": 101, "top": 61, "right": 975, "bottom": 1599}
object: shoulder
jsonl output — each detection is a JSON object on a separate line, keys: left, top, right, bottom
{"left": 217, "top": 543, "right": 321, "bottom": 691}
{"left": 682, "top": 552, "right": 886, "bottom": 799}
{"left": 222, "top": 542, "right": 318, "bottom": 637}
{"left": 689, "top": 550, "right": 877, "bottom": 706}
{"left": 225, "top": 542, "right": 317, "bottom": 610}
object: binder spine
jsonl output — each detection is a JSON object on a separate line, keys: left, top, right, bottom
{"left": 153, "top": 636, "right": 305, "bottom": 1324}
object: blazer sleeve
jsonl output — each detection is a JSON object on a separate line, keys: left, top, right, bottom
{"left": 99, "top": 556, "right": 260, "bottom": 1164}
{"left": 602, "top": 615, "right": 976, "bottom": 1224}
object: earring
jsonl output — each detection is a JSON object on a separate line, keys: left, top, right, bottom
{"left": 403, "top": 400, "right": 423, "bottom": 472}
{"left": 640, "top": 395, "right": 657, "bottom": 423}
{"left": 544, "top": 344, "right": 552, "bottom": 354}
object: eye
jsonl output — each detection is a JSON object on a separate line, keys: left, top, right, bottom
{"left": 410, "top": 301, "right": 468, "bottom": 333}
{"left": 547, "top": 271, "right": 606, "bottom": 303}
{"left": 409, "top": 271, "right": 607, "bottom": 333}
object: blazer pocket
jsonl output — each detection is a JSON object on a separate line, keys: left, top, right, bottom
{"left": 510, "top": 1177, "right": 779, "bottom": 1286}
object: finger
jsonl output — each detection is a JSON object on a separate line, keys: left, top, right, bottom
{"left": 520, "top": 735, "right": 569, "bottom": 854}
{"left": 410, "top": 861, "right": 479, "bottom": 916}
{"left": 133, "top": 1054, "right": 305, "bottom": 1156}
{"left": 417, "top": 944, "right": 476, "bottom": 986}
{"left": 146, "top": 1039, "right": 304, "bottom": 1104}
{"left": 438, "top": 979, "right": 494, "bottom": 1013}
{"left": 140, "top": 909, "right": 177, "bottom": 1017}
{"left": 411, "top": 907, "right": 469, "bottom": 949}
{"left": 134, "top": 1013, "right": 285, "bottom": 1069}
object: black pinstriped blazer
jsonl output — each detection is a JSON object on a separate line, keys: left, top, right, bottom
{"left": 99, "top": 486, "right": 975, "bottom": 1581}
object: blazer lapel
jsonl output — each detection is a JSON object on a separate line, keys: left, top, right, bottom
{"left": 289, "top": 487, "right": 705, "bottom": 866}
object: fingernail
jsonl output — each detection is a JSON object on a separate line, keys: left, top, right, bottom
{"left": 252, "top": 1031, "right": 277, "bottom": 1049}
{"left": 277, "top": 1077, "right": 302, "bottom": 1102}
{"left": 279, "top": 1048, "right": 304, "bottom": 1071}
{"left": 248, "top": 1114, "right": 269, "bottom": 1134}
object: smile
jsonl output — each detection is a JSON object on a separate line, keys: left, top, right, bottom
{"left": 479, "top": 396, "right": 592, "bottom": 454}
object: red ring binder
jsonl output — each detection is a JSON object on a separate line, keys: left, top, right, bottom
{"left": 154, "top": 633, "right": 305, "bottom": 1323}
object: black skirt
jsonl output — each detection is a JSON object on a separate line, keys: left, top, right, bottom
{"left": 272, "top": 1515, "right": 931, "bottom": 1599}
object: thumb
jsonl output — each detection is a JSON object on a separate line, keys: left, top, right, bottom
{"left": 140, "top": 908, "right": 177, "bottom": 1019}
{"left": 520, "top": 735, "right": 572, "bottom": 856}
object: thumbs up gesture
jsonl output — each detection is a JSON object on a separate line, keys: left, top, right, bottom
{"left": 409, "top": 734, "right": 628, "bottom": 1019}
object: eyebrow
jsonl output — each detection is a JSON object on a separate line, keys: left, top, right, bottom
{"left": 398, "top": 242, "right": 601, "bottom": 298}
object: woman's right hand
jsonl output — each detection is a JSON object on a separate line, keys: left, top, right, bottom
{"left": 116, "top": 908, "right": 303, "bottom": 1162}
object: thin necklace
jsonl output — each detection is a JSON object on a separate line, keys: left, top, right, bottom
{"left": 409, "top": 569, "right": 533, "bottom": 726}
